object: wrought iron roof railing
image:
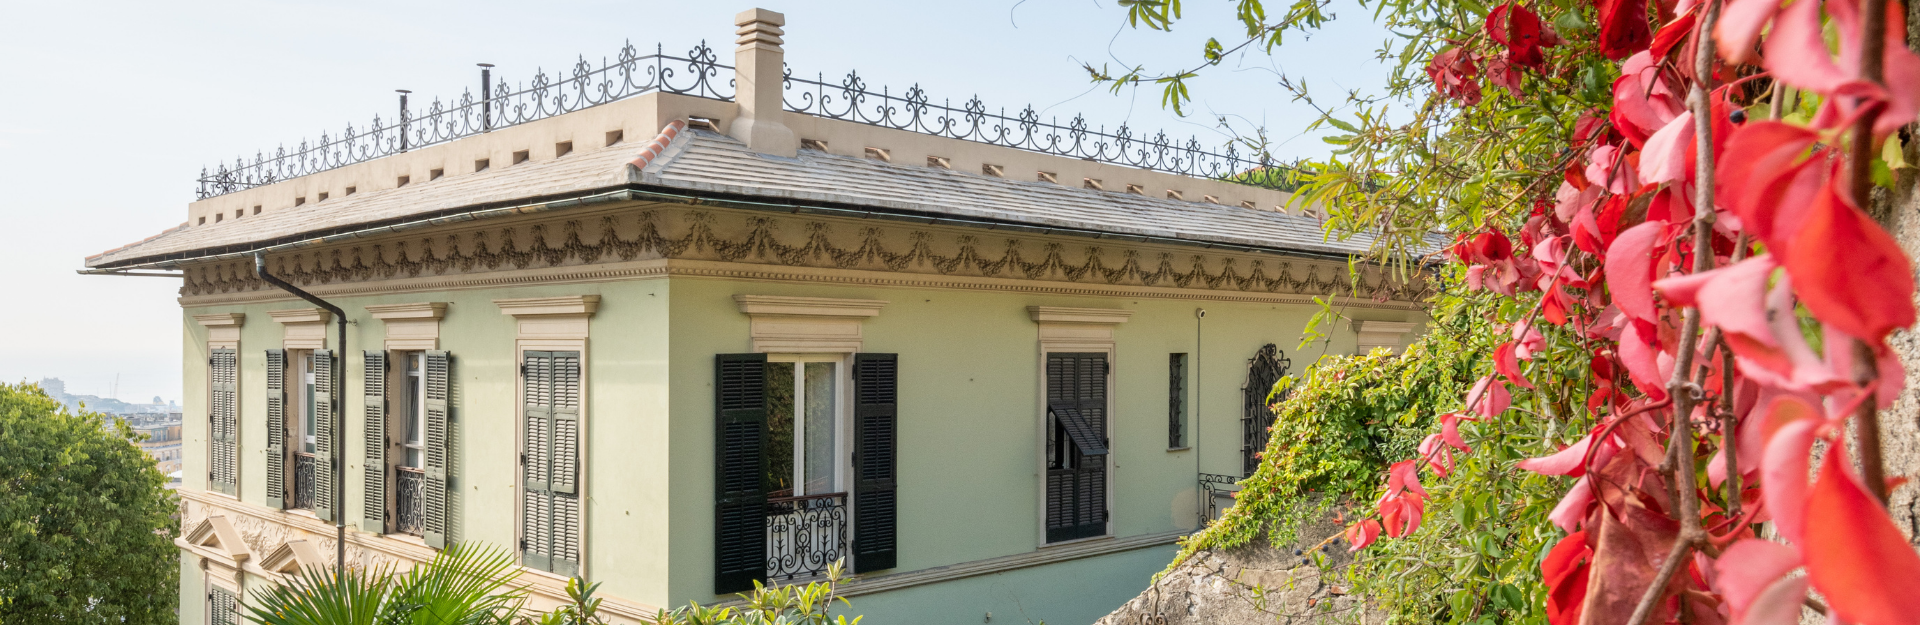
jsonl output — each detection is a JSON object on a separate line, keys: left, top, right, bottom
{"left": 194, "top": 42, "right": 734, "bottom": 199}
{"left": 195, "top": 40, "right": 1295, "bottom": 199}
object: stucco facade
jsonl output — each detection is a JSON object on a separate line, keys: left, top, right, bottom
{"left": 91, "top": 9, "right": 1433, "bottom": 624}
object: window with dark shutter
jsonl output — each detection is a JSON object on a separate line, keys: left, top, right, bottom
{"left": 521, "top": 351, "right": 581, "bottom": 575}
{"left": 264, "top": 349, "right": 287, "bottom": 508}
{"left": 714, "top": 353, "right": 768, "bottom": 594}
{"left": 312, "top": 349, "right": 337, "bottom": 522}
{"left": 1169, "top": 353, "right": 1188, "bottom": 449}
{"left": 851, "top": 353, "right": 898, "bottom": 573}
{"left": 209, "top": 349, "right": 239, "bottom": 497}
{"left": 1045, "top": 352, "right": 1108, "bottom": 543}
{"left": 362, "top": 350, "right": 388, "bottom": 533}
{"left": 422, "top": 350, "right": 452, "bottom": 548}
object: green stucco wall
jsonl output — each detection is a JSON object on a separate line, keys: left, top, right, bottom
{"left": 178, "top": 267, "right": 1421, "bottom": 621}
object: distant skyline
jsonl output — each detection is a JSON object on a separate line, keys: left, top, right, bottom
{"left": 0, "top": 0, "right": 1394, "bottom": 403}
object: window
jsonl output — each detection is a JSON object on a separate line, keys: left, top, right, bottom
{"left": 207, "top": 349, "right": 238, "bottom": 497}
{"left": 1044, "top": 352, "right": 1108, "bottom": 543}
{"left": 290, "top": 350, "right": 317, "bottom": 510}
{"left": 1169, "top": 353, "right": 1189, "bottom": 449}
{"left": 404, "top": 353, "right": 426, "bottom": 469}
{"left": 765, "top": 356, "right": 845, "bottom": 498}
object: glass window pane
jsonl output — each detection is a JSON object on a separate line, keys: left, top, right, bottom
{"left": 802, "top": 362, "right": 837, "bottom": 495}
{"left": 406, "top": 354, "right": 423, "bottom": 448}
{"left": 764, "top": 363, "right": 796, "bottom": 497}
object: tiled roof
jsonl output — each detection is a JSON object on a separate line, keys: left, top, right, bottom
{"left": 87, "top": 121, "right": 1388, "bottom": 269}
{"left": 639, "top": 129, "right": 1382, "bottom": 258}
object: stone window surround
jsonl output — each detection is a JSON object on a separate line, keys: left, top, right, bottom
{"left": 1028, "top": 306, "right": 1131, "bottom": 548}
{"left": 268, "top": 308, "right": 332, "bottom": 350}
{"left": 493, "top": 295, "right": 597, "bottom": 582}
{"left": 194, "top": 314, "right": 245, "bottom": 502}
{"left": 1352, "top": 320, "right": 1418, "bottom": 354}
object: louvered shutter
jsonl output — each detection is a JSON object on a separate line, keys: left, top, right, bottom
{"left": 208, "top": 587, "right": 239, "bottom": 625}
{"left": 423, "top": 350, "right": 452, "bottom": 548}
{"left": 361, "top": 350, "right": 388, "bottom": 533}
{"left": 851, "top": 353, "right": 898, "bottom": 573}
{"left": 714, "top": 353, "right": 768, "bottom": 594}
{"left": 521, "top": 351, "right": 581, "bottom": 575}
{"left": 312, "top": 349, "right": 336, "bottom": 522}
{"left": 209, "top": 349, "right": 239, "bottom": 496}
{"left": 265, "top": 350, "right": 287, "bottom": 508}
{"left": 1044, "top": 352, "right": 1108, "bottom": 543}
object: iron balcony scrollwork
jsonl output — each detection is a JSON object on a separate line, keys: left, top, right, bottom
{"left": 293, "top": 452, "right": 316, "bottom": 510}
{"left": 196, "top": 41, "right": 734, "bottom": 199}
{"left": 1198, "top": 472, "right": 1242, "bottom": 527}
{"left": 764, "top": 492, "right": 847, "bottom": 582}
{"left": 396, "top": 467, "right": 425, "bottom": 536}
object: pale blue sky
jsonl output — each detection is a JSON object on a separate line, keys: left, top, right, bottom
{"left": 0, "top": 0, "right": 1393, "bottom": 404}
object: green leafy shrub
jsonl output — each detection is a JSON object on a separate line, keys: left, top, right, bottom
{"left": 649, "top": 562, "right": 860, "bottom": 625}
{"left": 0, "top": 382, "right": 179, "bottom": 624}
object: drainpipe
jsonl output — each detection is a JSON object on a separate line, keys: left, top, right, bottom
{"left": 254, "top": 252, "right": 348, "bottom": 578}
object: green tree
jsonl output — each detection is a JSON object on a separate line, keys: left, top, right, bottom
{"left": 0, "top": 382, "right": 180, "bottom": 623}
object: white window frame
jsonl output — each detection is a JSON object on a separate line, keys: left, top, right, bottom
{"left": 765, "top": 354, "right": 852, "bottom": 498}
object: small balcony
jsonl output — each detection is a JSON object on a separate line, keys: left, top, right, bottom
{"left": 292, "top": 452, "right": 316, "bottom": 510}
{"left": 396, "top": 467, "right": 425, "bottom": 536}
{"left": 765, "top": 492, "right": 847, "bottom": 582}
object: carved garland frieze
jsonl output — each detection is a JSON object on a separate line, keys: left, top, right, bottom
{"left": 180, "top": 207, "right": 1429, "bottom": 301}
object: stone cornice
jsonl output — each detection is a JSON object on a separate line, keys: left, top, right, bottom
{"left": 733, "top": 294, "right": 886, "bottom": 317}
{"left": 365, "top": 302, "right": 448, "bottom": 320}
{"left": 193, "top": 313, "right": 246, "bottom": 327}
{"left": 1028, "top": 306, "right": 1134, "bottom": 325}
{"left": 494, "top": 295, "right": 600, "bottom": 317}
{"left": 172, "top": 205, "right": 1430, "bottom": 309}
{"left": 267, "top": 307, "right": 332, "bottom": 325}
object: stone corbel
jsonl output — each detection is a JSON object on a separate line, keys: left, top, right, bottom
{"left": 734, "top": 295, "right": 887, "bottom": 353}
{"left": 269, "top": 308, "right": 334, "bottom": 350}
{"left": 366, "top": 302, "right": 448, "bottom": 350}
{"left": 1352, "top": 320, "right": 1418, "bottom": 354}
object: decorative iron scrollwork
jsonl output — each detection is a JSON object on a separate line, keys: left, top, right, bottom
{"left": 765, "top": 492, "right": 847, "bottom": 581}
{"left": 196, "top": 41, "right": 734, "bottom": 198}
{"left": 293, "top": 452, "right": 316, "bottom": 510}
{"left": 396, "top": 467, "right": 425, "bottom": 536}
{"left": 1241, "top": 344, "right": 1293, "bottom": 478}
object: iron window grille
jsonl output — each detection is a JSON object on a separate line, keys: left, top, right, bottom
{"left": 1241, "top": 344, "right": 1293, "bottom": 478}
{"left": 292, "top": 452, "right": 316, "bottom": 510}
{"left": 765, "top": 492, "right": 848, "bottom": 582}
{"left": 1169, "top": 353, "right": 1189, "bottom": 449}
{"left": 395, "top": 467, "right": 425, "bottom": 536}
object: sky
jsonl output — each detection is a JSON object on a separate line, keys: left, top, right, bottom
{"left": 0, "top": 0, "right": 1394, "bottom": 405}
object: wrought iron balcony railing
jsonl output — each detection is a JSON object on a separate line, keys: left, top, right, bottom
{"left": 1198, "top": 472, "right": 1241, "bottom": 528}
{"left": 765, "top": 492, "right": 847, "bottom": 582}
{"left": 396, "top": 467, "right": 425, "bottom": 536}
{"left": 292, "top": 452, "right": 316, "bottom": 510}
{"left": 196, "top": 41, "right": 1297, "bottom": 199}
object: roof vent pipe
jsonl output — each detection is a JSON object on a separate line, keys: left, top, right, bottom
{"left": 253, "top": 252, "right": 348, "bottom": 578}
{"left": 727, "top": 8, "right": 798, "bottom": 157}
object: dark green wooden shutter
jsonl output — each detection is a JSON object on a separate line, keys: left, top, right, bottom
{"left": 714, "top": 353, "right": 768, "bottom": 594}
{"left": 851, "top": 353, "right": 898, "bottom": 573}
{"left": 313, "top": 349, "right": 336, "bottom": 522}
{"left": 361, "top": 350, "right": 388, "bottom": 533}
{"left": 521, "top": 351, "right": 581, "bottom": 575}
{"left": 209, "top": 349, "right": 239, "bottom": 496}
{"left": 423, "top": 351, "right": 452, "bottom": 548}
{"left": 1044, "top": 352, "right": 1108, "bottom": 543}
{"left": 264, "top": 349, "right": 287, "bottom": 508}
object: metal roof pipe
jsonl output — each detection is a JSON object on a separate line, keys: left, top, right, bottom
{"left": 253, "top": 252, "right": 349, "bottom": 578}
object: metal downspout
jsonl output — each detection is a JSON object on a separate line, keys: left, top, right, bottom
{"left": 253, "top": 252, "right": 348, "bottom": 578}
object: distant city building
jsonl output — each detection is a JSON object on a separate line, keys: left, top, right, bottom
{"left": 37, "top": 377, "right": 179, "bottom": 416}
{"left": 120, "top": 413, "right": 186, "bottom": 481}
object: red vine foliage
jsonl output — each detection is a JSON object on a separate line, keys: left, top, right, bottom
{"left": 1353, "top": 0, "right": 1920, "bottom": 621}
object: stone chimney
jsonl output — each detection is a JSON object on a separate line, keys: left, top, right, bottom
{"left": 728, "top": 8, "right": 798, "bottom": 157}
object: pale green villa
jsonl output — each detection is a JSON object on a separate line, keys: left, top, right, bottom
{"left": 83, "top": 9, "right": 1428, "bottom": 625}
